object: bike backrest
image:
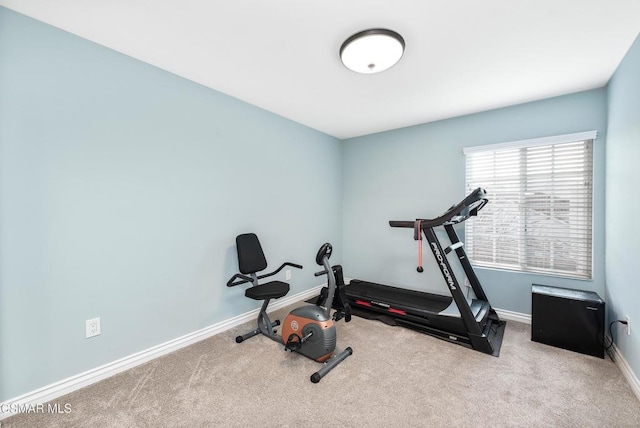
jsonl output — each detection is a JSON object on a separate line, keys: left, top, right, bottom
{"left": 236, "top": 233, "right": 268, "bottom": 274}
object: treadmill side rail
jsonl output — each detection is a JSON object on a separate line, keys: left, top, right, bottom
{"left": 422, "top": 227, "right": 487, "bottom": 341}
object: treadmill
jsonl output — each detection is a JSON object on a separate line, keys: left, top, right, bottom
{"left": 346, "top": 188, "right": 506, "bottom": 356}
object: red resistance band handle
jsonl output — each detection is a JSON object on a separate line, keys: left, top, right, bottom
{"left": 414, "top": 220, "right": 424, "bottom": 272}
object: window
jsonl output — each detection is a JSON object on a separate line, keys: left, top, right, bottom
{"left": 464, "top": 131, "right": 595, "bottom": 279}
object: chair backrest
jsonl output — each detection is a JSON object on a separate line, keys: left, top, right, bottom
{"left": 236, "top": 233, "right": 268, "bottom": 274}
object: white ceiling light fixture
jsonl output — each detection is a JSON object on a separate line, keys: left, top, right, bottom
{"left": 340, "top": 29, "right": 405, "bottom": 74}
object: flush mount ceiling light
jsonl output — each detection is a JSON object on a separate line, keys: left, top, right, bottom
{"left": 340, "top": 29, "right": 405, "bottom": 74}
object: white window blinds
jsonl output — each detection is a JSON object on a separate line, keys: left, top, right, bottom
{"left": 464, "top": 132, "right": 595, "bottom": 279}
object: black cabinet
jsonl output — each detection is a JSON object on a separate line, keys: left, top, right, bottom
{"left": 531, "top": 284, "right": 605, "bottom": 358}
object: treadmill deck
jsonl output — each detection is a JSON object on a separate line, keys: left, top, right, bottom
{"left": 346, "top": 279, "right": 488, "bottom": 321}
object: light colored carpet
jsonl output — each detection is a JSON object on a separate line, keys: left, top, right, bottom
{"left": 4, "top": 303, "right": 640, "bottom": 427}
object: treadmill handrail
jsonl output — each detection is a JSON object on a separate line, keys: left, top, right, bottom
{"left": 389, "top": 188, "right": 488, "bottom": 229}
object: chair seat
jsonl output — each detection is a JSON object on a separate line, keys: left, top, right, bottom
{"left": 245, "top": 281, "right": 290, "bottom": 301}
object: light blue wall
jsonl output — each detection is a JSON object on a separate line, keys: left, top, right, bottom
{"left": 605, "top": 34, "right": 640, "bottom": 382}
{"left": 342, "top": 89, "right": 607, "bottom": 315}
{"left": 0, "top": 7, "right": 342, "bottom": 401}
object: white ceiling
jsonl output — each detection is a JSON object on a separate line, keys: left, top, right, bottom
{"left": 1, "top": 1, "right": 639, "bottom": 139}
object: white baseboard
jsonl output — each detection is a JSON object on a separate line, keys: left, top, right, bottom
{"left": 610, "top": 342, "right": 640, "bottom": 402}
{"left": 0, "top": 284, "right": 323, "bottom": 421}
{"left": 495, "top": 308, "right": 531, "bottom": 324}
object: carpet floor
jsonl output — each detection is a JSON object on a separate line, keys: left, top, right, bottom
{"left": 4, "top": 303, "right": 640, "bottom": 427}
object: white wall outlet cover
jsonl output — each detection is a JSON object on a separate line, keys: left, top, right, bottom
{"left": 85, "top": 318, "right": 101, "bottom": 338}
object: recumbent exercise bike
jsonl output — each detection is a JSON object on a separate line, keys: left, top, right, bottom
{"left": 226, "top": 233, "right": 352, "bottom": 383}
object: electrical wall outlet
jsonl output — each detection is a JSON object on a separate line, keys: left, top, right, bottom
{"left": 285, "top": 269, "right": 291, "bottom": 281}
{"left": 625, "top": 315, "right": 631, "bottom": 336}
{"left": 86, "top": 317, "right": 101, "bottom": 338}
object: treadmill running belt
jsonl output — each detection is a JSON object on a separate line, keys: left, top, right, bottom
{"left": 346, "top": 280, "right": 452, "bottom": 316}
